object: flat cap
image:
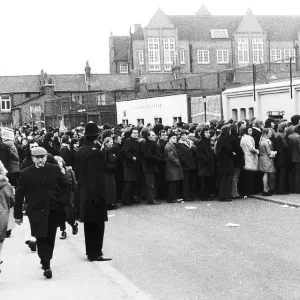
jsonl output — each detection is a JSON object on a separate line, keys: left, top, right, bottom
{"left": 31, "top": 147, "right": 47, "bottom": 156}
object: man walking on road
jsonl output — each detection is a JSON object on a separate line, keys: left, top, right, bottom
{"left": 14, "top": 147, "right": 70, "bottom": 279}
{"left": 74, "top": 123, "right": 111, "bottom": 262}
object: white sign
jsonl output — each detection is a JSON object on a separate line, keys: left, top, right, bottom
{"left": 1, "top": 127, "right": 14, "bottom": 141}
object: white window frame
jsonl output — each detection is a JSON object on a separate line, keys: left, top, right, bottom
{"left": 197, "top": 50, "right": 210, "bottom": 64}
{"left": 163, "top": 38, "right": 175, "bottom": 64}
{"left": 211, "top": 29, "right": 229, "bottom": 39}
{"left": 179, "top": 50, "right": 185, "bottom": 64}
{"left": 138, "top": 50, "right": 144, "bottom": 65}
{"left": 270, "top": 49, "right": 282, "bottom": 62}
{"left": 217, "top": 49, "right": 229, "bottom": 64}
{"left": 284, "top": 49, "right": 296, "bottom": 63}
{"left": 148, "top": 38, "right": 160, "bottom": 71}
{"left": 120, "top": 62, "right": 128, "bottom": 74}
{"left": 252, "top": 38, "right": 264, "bottom": 64}
{"left": 238, "top": 38, "right": 249, "bottom": 64}
{"left": 0, "top": 95, "right": 11, "bottom": 112}
{"left": 97, "top": 93, "right": 106, "bottom": 106}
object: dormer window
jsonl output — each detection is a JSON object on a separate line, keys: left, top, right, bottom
{"left": 211, "top": 29, "right": 228, "bottom": 39}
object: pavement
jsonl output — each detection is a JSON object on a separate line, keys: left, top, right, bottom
{"left": 1, "top": 194, "right": 300, "bottom": 300}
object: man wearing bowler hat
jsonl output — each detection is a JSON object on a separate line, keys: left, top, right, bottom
{"left": 14, "top": 147, "right": 70, "bottom": 279}
{"left": 74, "top": 122, "right": 111, "bottom": 262}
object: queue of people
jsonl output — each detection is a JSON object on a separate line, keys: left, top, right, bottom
{"left": 0, "top": 114, "right": 300, "bottom": 278}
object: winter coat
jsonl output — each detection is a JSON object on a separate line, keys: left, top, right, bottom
{"left": 0, "top": 142, "right": 11, "bottom": 171}
{"left": 275, "top": 132, "right": 290, "bottom": 167}
{"left": 240, "top": 135, "right": 259, "bottom": 171}
{"left": 0, "top": 175, "right": 14, "bottom": 243}
{"left": 177, "top": 140, "right": 196, "bottom": 171}
{"left": 4, "top": 140, "right": 20, "bottom": 174}
{"left": 252, "top": 127, "right": 262, "bottom": 150}
{"left": 14, "top": 163, "right": 70, "bottom": 238}
{"left": 60, "top": 145, "right": 74, "bottom": 167}
{"left": 215, "top": 135, "right": 234, "bottom": 176}
{"left": 287, "top": 132, "right": 300, "bottom": 163}
{"left": 258, "top": 137, "right": 276, "bottom": 173}
{"left": 74, "top": 141, "right": 107, "bottom": 223}
{"left": 121, "top": 137, "right": 140, "bottom": 182}
{"left": 140, "top": 139, "right": 161, "bottom": 173}
{"left": 229, "top": 135, "right": 245, "bottom": 168}
{"left": 164, "top": 142, "right": 183, "bottom": 181}
{"left": 196, "top": 137, "right": 214, "bottom": 177}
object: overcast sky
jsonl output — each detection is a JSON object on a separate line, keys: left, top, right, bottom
{"left": 1, "top": 0, "right": 299, "bottom": 76}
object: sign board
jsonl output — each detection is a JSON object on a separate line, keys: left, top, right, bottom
{"left": 1, "top": 127, "right": 14, "bottom": 141}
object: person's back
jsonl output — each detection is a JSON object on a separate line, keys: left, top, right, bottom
{"left": 0, "top": 141, "right": 11, "bottom": 171}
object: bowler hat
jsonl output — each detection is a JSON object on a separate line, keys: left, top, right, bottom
{"left": 84, "top": 123, "right": 99, "bottom": 137}
{"left": 31, "top": 147, "right": 47, "bottom": 156}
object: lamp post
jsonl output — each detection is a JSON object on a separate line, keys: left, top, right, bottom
{"left": 294, "top": 42, "right": 299, "bottom": 71}
{"left": 203, "top": 96, "right": 207, "bottom": 122}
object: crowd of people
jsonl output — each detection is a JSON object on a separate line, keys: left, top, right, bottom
{"left": 1, "top": 114, "right": 300, "bottom": 278}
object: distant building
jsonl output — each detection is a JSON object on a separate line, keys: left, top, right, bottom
{"left": 109, "top": 6, "right": 300, "bottom": 78}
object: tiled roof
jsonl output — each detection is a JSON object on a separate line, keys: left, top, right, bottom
{"left": 0, "top": 74, "right": 134, "bottom": 94}
{"left": 168, "top": 15, "right": 300, "bottom": 41}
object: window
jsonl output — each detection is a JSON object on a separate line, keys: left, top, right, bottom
{"left": 1, "top": 122, "right": 11, "bottom": 128}
{"left": 1, "top": 95, "right": 11, "bottom": 112}
{"left": 122, "top": 119, "right": 128, "bottom": 126}
{"left": 217, "top": 50, "right": 229, "bottom": 64}
{"left": 154, "top": 118, "right": 162, "bottom": 124}
{"left": 252, "top": 38, "right": 264, "bottom": 64}
{"left": 211, "top": 29, "right": 228, "bottom": 39}
{"left": 173, "top": 117, "right": 182, "bottom": 124}
{"left": 238, "top": 38, "right": 249, "bottom": 63}
{"left": 248, "top": 107, "right": 254, "bottom": 120}
{"left": 139, "top": 50, "right": 144, "bottom": 65}
{"left": 232, "top": 109, "right": 238, "bottom": 121}
{"left": 148, "top": 38, "right": 160, "bottom": 70}
{"left": 197, "top": 50, "right": 209, "bottom": 64}
{"left": 137, "top": 119, "right": 144, "bottom": 126}
{"left": 97, "top": 93, "right": 106, "bottom": 106}
{"left": 164, "top": 65, "right": 172, "bottom": 71}
{"left": 179, "top": 50, "right": 185, "bottom": 64}
{"left": 72, "top": 94, "right": 82, "bottom": 105}
{"left": 270, "top": 49, "right": 282, "bottom": 62}
{"left": 163, "top": 38, "right": 175, "bottom": 64}
{"left": 120, "top": 62, "right": 128, "bottom": 74}
{"left": 284, "top": 49, "right": 296, "bottom": 62}
{"left": 240, "top": 108, "right": 246, "bottom": 120}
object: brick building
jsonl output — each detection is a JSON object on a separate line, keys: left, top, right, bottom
{"left": 109, "top": 7, "right": 300, "bottom": 78}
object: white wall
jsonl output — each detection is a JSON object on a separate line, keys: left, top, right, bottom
{"left": 222, "top": 79, "right": 300, "bottom": 121}
{"left": 116, "top": 94, "right": 188, "bottom": 126}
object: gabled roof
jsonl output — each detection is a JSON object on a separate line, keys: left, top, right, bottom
{"left": 146, "top": 8, "right": 175, "bottom": 29}
{"left": 195, "top": 5, "right": 211, "bottom": 16}
{"left": 237, "top": 9, "right": 263, "bottom": 32}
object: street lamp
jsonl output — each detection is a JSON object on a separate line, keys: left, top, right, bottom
{"left": 203, "top": 96, "right": 207, "bottom": 122}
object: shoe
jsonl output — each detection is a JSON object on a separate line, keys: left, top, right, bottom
{"left": 72, "top": 222, "right": 78, "bottom": 235}
{"left": 262, "top": 191, "right": 272, "bottom": 196}
{"left": 25, "top": 240, "right": 37, "bottom": 252}
{"left": 168, "top": 199, "right": 183, "bottom": 203}
{"left": 43, "top": 269, "right": 52, "bottom": 279}
{"left": 88, "top": 256, "right": 112, "bottom": 262}
{"left": 6, "top": 230, "right": 12, "bottom": 238}
{"left": 147, "top": 201, "right": 161, "bottom": 205}
{"left": 60, "top": 231, "right": 67, "bottom": 239}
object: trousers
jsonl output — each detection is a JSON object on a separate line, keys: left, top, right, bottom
{"left": 84, "top": 222, "right": 105, "bottom": 258}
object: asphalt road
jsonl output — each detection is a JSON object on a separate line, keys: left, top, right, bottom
{"left": 100, "top": 198, "right": 300, "bottom": 300}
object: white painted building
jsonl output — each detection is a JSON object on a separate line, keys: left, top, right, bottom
{"left": 222, "top": 79, "right": 300, "bottom": 121}
{"left": 116, "top": 94, "right": 188, "bottom": 126}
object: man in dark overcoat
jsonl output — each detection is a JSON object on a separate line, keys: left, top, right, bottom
{"left": 74, "top": 122, "right": 111, "bottom": 262}
{"left": 121, "top": 127, "right": 139, "bottom": 206}
{"left": 14, "top": 147, "right": 70, "bottom": 279}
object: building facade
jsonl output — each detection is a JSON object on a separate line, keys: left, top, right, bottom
{"left": 109, "top": 7, "right": 300, "bottom": 79}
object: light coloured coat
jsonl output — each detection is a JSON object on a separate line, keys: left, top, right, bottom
{"left": 240, "top": 135, "right": 259, "bottom": 171}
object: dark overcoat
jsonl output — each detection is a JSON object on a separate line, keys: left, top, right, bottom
{"left": 196, "top": 138, "right": 215, "bottom": 176}
{"left": 229, "top": 135, "right": 245, "bottom": 168}
{"left": 141, "top": 139, "right": 160, "bottom": 173}
{"left": 176, "top": 141, "right": 196, "bottom": 171}
{"left": 121, "top": 137, "right": 139, "bottom": 182}
{"left": 103, "top": 148, "right": 117, "bottom": 205}
{"left": 74, "top": 141, "right": 108, "bottom": 223}
{"left": 275, "top": 132, "right": 290, "bottom": 167}
{"left": 14, "top": 163, "right": 70, "bottom": 238}
{"left": 215, "top": 135, "right": 234, "bottom": 176}
{"left": 164, "top": 142, "right": 183, "bottom": 181}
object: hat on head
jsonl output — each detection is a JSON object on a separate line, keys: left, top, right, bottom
{"left": 31, "top": 147, "right": 47, "bottom": 157}
{"left": 84, "top": 123, "right": 99, "bottom": 137}
{"left": 168, "top": 132, "right": 177, "bottom": 140}
{"left": 61, "top": 135, "right": 70, "bottom": 144}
